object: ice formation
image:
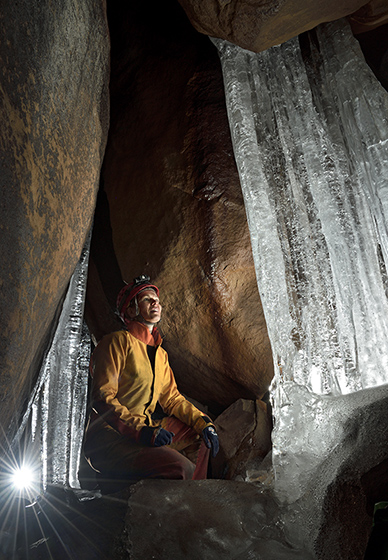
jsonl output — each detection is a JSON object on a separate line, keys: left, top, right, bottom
{"left": 212, "top": 14, "right": 388, "bottom": 537}
{"left": 8, "top": 15, "right": 388, "bottom": 558}
{"left": 12, "top": 234, "right": 91, "bottom": 490}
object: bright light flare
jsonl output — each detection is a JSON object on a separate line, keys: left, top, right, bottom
{"left": 10, "top": 465, "right": 35, "bottom": 490}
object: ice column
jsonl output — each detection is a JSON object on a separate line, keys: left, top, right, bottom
{"left": 212, "top": 19, "right": 388, "bottom": 499}
{"left": 12, "top": 234, "right": 91, "bottom": 490}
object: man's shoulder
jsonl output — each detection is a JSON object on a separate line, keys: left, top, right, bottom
{"left": 97, "top": 328, "right": 131, "bottom": 348}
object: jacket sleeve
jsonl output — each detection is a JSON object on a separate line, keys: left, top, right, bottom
{"left": 89, "top": 332, "right": 147, "bottom": 442}
{"left": 158, "top": 351, "right": 214, "bottom": 434}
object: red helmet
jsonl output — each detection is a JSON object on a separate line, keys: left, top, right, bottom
{"left": 116, "top": 275, "right": 159, "bottom": 320}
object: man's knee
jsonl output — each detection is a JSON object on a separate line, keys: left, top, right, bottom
{"left": 170, "top": 455, "right": 196, "bottom": 480}
{"left": 134, "top": 447, "right": 196, "bottom": 480}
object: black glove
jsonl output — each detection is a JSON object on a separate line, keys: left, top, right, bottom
{"left": 202, "top": 426, "right": 219, "bottom": 457}
{"left": 154, "top": 427, "right": 175, "bottom": 447}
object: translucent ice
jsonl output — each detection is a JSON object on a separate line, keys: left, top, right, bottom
{"left": 212, "top": 20, "right": 388, "bottom": 397}
{"left": 212, "top": 16, "right": 388, "bottom": 509}
{"left": 12, "top": 234, "right": 91, "bottom": 490}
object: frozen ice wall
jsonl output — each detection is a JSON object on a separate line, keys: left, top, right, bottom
{"left": 12, "top": 235, "right": 91, "bottom": 490}
{"left": 212, "top": 18, "right": 388, "bottom": 505}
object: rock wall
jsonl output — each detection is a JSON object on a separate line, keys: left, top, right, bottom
{"left": 1, "top": 0, "right": 386, "bottom": 444}
{"left": 91, "top": 0, "right": 274, "bottom": 415}
{"left": 177, "top": 0, "right": 385, "bottom": 52}
{"left": 0, "top": 0, "right": 110, "bottom": 443}
{"left": 0, "top": 2, "right": 387, "bottom": 560}
{"left": 88, "top": 1, "right": 388, "bottom": 416}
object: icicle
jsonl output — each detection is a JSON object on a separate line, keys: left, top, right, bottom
{"left": 212, "top": 18, "right": 388, "bottom": 506}
{"left": 212, "top": 20, "right": 388, "bottom": 397}
{"left": 12, "top": 232, "right": 91, "bottom": 491}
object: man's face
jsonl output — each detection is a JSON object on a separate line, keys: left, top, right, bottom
{"left": 130, "top": 289, "right": 162, "bottom": 324}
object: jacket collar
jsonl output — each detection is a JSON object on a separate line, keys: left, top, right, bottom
{"left": 125, "top": 319, "right": 162, "bottom": 346}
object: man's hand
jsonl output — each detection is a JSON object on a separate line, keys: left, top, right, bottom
{"left": 154, "top": 427, "right": 175, "bottom": 447}
{"left": 202, "top": 426, "right": 219, "bottom": 457}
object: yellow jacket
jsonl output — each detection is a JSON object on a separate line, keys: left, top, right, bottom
{"left": 88, "top": 321, "right": 212, "bottom": 443}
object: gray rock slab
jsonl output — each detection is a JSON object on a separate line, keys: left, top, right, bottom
{"left": 126, "top": 479, "right": 311, "bottom": 560}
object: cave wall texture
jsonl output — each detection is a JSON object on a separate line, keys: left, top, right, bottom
{"left": 87, "top": 0, "right": 388, "bottom": 420}
{"left": 1, "top": 0, "right": 388, "bottom": 558}
{"left": 0, "top": 0, "right": 388, "bottom": 465}
{"left": 0, "top": 0, "right": 110, "bottom": 445}
{"left": 89, "top": 0, "right": 274, "bottom": 416}
{"left": 177, "top": 0, "right": 388, "bottom": 51}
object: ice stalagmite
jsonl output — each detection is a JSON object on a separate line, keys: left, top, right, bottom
{"left": 212, "top": 18, "right": 388, "bottom": 505}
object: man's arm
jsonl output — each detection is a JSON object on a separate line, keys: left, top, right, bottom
{"left": 158, "top": 351, "right": 217, "bottom": 429}
{"left": 159, "top": 367, "right": 219, "bottom": 456}
{"left": 90, "top": 332, "right": 153, "bottom": 443}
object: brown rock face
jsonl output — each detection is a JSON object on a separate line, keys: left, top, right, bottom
{"left": 0, "top": 1, "right": 110, "bottom": 441}
{"left": 177, "top": 0, "right": 369, "bottom": 52}
{"left": 213, "top": 398, "right": 272, "bottom": 480}
{"left": 95, "top": 1, "right": 274, "bottom": 414}
{"left": 350, "top": 0, "right": 388, "bottom": 33}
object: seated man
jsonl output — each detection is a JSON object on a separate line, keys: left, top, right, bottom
{"left": 84, "top": 275, "right": 219, "bottom": 482}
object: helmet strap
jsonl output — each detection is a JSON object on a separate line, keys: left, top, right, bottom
{"left": 134, "top": 295, "right": 140, "bottom": 317}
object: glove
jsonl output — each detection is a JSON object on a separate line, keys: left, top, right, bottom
{"left": 154, "top": 427, "right": 175, "bottom": 447}
{"left": 202, "top": 426, "right": 219, "bottom": 457}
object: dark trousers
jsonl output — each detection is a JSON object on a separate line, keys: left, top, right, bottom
{"left": 84, "top": 416, "right": 210, "bottom": 481}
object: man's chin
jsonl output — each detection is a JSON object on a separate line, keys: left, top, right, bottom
{"left": 149, "top": 314, "right": 161, "bottom": 322}
{"left": 140, "top": 317, "right": 160, "bottom": 325}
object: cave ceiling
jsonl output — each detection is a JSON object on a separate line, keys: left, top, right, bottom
{"left": 177, "top": 0, "right": 388, "bottom": 52}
